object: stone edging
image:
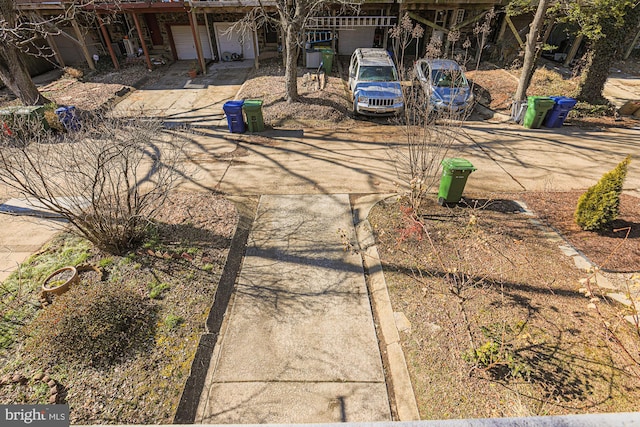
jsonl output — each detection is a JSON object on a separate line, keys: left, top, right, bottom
{"left": 0, "top": 372, "right": 64, "bottom": 404}
{"left": 514, "top": 200, "right": 639, "bottom": 325}
{"left": 351, "top": 194, "right": 420, "bottom": 421}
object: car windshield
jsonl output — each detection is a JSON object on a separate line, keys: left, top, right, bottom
{"left": 431, "top": 69, "right": 468, "bottom": 88}
{"left": 358, "top": 66, "right": 398, "bottom": 82}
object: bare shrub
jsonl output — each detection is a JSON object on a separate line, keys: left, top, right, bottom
{"left": 0, "top": 113, "right": 187, "bottom": 254}
{"left": 63, "top": 67, "right": 84, "bottom": 80}
{"left": 25, "top": 282, "right": 157, "bottom": 368}
{"left": 388, "top": 16, "right": 469, "bottom": 213}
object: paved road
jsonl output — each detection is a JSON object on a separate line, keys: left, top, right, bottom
{"left": 174, "top": 123, "right": 640, "bottom": 197}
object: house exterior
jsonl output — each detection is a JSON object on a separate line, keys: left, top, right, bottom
{"left": 15, "top": 0, "right": 508, "bottom": 74}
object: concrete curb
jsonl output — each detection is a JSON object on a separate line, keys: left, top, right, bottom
{"left": 173, "top": 196, "right": 258, "bottom": 424}
{"left": 352, "top": 194, "right": 420, "bottom": 421}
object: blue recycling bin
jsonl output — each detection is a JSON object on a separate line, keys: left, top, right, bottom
{"left": 543, "top": 96, "right": 577, "bottom": 128}
{"left": 55, "top": 106, "right": 80, "bottom": 131}
{"left": 223, "top": 100, "right": 245, "bottom": 133}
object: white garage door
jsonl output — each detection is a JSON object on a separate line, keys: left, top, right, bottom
{"left": 214, "top": 22, "right": 256, "bottom": 60}
{"left": 338, "top": 27, "right": 376, "bottom": 56}
{"left": 172, "top": 25, "right": 213, "bottom": 60}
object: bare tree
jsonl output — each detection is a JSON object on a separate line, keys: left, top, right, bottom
{"left": 0, "top": 0, "right": 120, "bottom": 106}
{"left": 0, "top": 114, "right": 186, "bottom": 254}
{"left": 235, "top": 0, "right": 361, "bottom": 102}
{"left": 511, "top": 0, "right": 551, "bottom": 121}
{"left": 389, "top": 15, "right": 474, "bottom": 213}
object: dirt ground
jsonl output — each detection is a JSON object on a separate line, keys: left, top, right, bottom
{"left": 467, "top": 58, "right": 640, "bottom": 128}
{"left": 0, "top": 192, "right": 238, "bottom": 424}
{"left": 0, "top": 63, "right": 157, "bottom": 111}
{"left": 236, "top": 58, "right": 355, "bottom": 128}
{"left": 520, "top": 192, "right": 640, "bottom": 272}
{"left": 369, "top": 195, "right": 640, "bottom": 419}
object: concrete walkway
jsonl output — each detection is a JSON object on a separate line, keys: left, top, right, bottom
{"left": 195, "top": 194, "right": 390, "bottom": 423}
{"left": 0, "top": 199, "right": 67, "bottom": 282}
{"left": 111, "top": 60, "right": 251, "bottom": 128}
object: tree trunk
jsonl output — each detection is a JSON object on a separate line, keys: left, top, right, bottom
{"left": 284, "top": 24, "right": 299, "bottom": 103}
{"left": 576, "top": 5, "right": 640, "bottom": 103}
{"left": 575, "top": 46, "right": 611, "bottom": 104}
{"left": 514, "top": 0, "right": 550, "bottom": 102}
{"left": 0, "top": 44, "right": 51, "bottom": 105}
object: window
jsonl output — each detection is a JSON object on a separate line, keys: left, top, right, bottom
{"left": 358, "top": 66, "right": 398, "bottom": 82}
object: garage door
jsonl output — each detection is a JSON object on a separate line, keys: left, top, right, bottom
{"left": 172, "top": 25, "right": 213, "bottom": 60}
{"left": 338, "top": 27, "right": 376, "bottom": 55}
{"left": 214, "top": 23, "right": 256, "bottom": 60}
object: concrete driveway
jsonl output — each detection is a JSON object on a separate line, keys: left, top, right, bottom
{"left": 111, "top": 60, "right": 251, "bottom": 128}
{"left": 108, "top": 58, "right": 640, "bottom": 199}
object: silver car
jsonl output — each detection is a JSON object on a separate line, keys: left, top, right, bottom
{"left": 414, "top": 58, "right": 474, "bottom": 117}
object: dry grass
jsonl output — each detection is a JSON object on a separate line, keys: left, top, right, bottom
{"left": 0, "top": 191, "right": 238, "bottom": 424}
{"left": 370, "top": 196, "right": 640, "bottom": 419}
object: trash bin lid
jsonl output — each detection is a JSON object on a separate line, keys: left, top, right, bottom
{"left": 224, "top": 100, "right": 244, "bottom": 108}
{"left": 441, "top": 157, "right": 476, "bottom": 171}
{"left": 528, "top": 96, "right": 554, "bottom": 107}
{"left": 243, "top": 99, "right": 263, "bottom": 110}
{"left": 556, "top": 97, "right": 577, "bottom": 107}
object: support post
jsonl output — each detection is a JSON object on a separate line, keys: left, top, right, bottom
{"left": 97, "top": 14, "right": 120, "bottom": 70}
{"left": 624, "top": 26, "right": 640, "bottom": 60}
{"left": 45, "top": 33, "right": 65, "bottom": 68}
{"left": 131, "top": 12, "right": 153, "bottom": 70}
{"left": 505, "top": 15, "right": 524, "bottom": 48}
{"left": 71, "top": 18, "right": 96, "bottom": 70}
{"left": 563, "top": 33, "right": 583, "bottom": 66}
{"left": 189, "top": 7, "right": 206, "bottom": 74}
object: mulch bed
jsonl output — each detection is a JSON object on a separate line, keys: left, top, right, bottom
{"left": 370, "top": 195, "right": 640, "bottom": 419}
{"left": 520, "top": 191, "right": 640, "bottom": 272}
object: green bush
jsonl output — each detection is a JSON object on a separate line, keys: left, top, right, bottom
{"left": 25, "top": 282, "right": 157, "bottom": 368}
{"left": 575, "top": 155, "right": 631, "bottom": 231}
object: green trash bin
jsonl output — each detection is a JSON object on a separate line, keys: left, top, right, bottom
{"left": 438, "top": 158, "right": 476, "bottom": 205}
{"left": 242, "top": 99, "right": 264, "bottom": 132}
{"left": 320, "top": 49, "right": 334, "bottom": 74}
{"left": 523, "top": 96, "right": 555, "bottom": 129}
